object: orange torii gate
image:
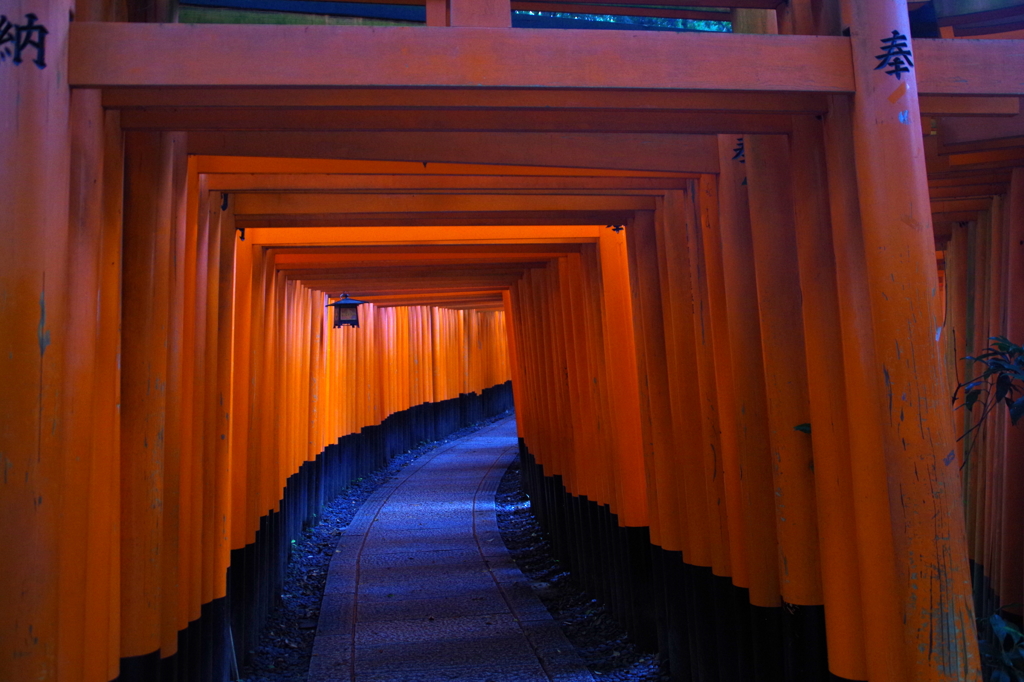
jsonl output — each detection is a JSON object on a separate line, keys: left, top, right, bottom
{"left": 3, "top": 0, "right": 1024, "bottom": 681}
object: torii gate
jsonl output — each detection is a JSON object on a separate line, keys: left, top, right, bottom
{"left": 3, "top": 0, "right": 1024, "bottom": 680}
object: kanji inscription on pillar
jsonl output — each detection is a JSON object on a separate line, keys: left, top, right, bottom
{"left": 732, "top": 137, "right": 745, "bottom": 163}
{"left": 0, "top": 13, "right": 48, "bottom": 68}
{"left": 874, "top": 30, "right": 913, "bottom": 80}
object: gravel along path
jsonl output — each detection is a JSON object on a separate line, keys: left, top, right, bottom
{"left": 494, "top": 458, "right": 669, "bottom": 682}
{"left": 238, "top": 412, "right": 664, "bottom": 682}
{"left": 238, "top": 412, "right": 512, "bottom": 682}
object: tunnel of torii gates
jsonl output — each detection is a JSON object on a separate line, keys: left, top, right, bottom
{"left": 3, "top": 0, "right": 1024, "bottom": 679}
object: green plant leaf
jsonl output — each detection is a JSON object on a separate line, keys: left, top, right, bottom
{"left": 793, "top": 423, "right": 811, "bottom": 434}
{"left": 965, "top": 389, "right": 982, "bottom": 411}
{"left": 1011, "top": 397, "right": 1024, "bottom": 427}
{"left": 997, "top": 374, "right": 1014, "bottom": 403}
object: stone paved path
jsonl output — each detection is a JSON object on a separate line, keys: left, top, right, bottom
{"left": 308, "top": 417, "right": 594, "bottom": 682}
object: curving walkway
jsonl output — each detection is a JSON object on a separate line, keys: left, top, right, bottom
{"left": 308, "top": 417, "right": 594, "bottom": 682}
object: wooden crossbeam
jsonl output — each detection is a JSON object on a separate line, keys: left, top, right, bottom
{"left": 69, "top": 24, "right": 854, "bottom": 92}
{"left": 915, "top": 38, "right": 1024, "bottom": 96}
{"left": 272, "top": 244, "right": 581, "bottom": 259}
{"left": 104, "top": 88, "right": 830, "bottom": 113}
{"left": 206, "top": 174, "right": 690, "bottom": 192}
{"left": 236, "top": 193, "right": 649, "bottom": 228}
{"left": 928, "top": 183, "right": 1007, "bottom": 199}
{"left": 198, "top": 157, "right": 692, "bottom": 177}
{"left": 234, "top": 193, "right": 656, "bottom": 215}
{"left": 919, "top": 96, "right": 1020, "bottom": 117}
{"left": 188, "top": 132, "right": 720, "bottom": 174}
{"left": 931, "top": 197, "right": 993, "bottom": 212}
{"left": 245, "top": 224, "right": 604, "bottom": 245}
{"left": 928, "top": 170, "right": 1012, "bottom": 187}
{"left": 237, "top": 210, "right": 635, "bottom": 228}
{"left": 68, "top": 24, "right": 1024, "bottom": 96}
{"left": 948, "top": 148, "right": 1024, "bottom": 169}
{"left": 121, "top": 107, "right": 793, "bottom": 135}
{"left": 104, "top": 87, "right": 1017, "bottom": 119}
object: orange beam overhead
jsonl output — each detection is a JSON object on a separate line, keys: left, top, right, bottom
{"left": 196, "top": 157, "right": 693, "bottom": 178}
{"left": 232, "top": 193, "right": 651, "bottom": 228}
{"left": 103, "top": 87, "right": 1019, "bottom": 121}
{"left": 232, "top": 193, "right": 656, "bottom": 215}
{"left": 187, "top": 132, "right": 720, "bottom": 174}
{"left": 120, "top": 108, "right": 794, "bottom": 135}
{"left": 68, "top": 25, "right": 1024, "bottom": 96}
{"left": 69, "top": 25, "right": 855, "bottom": 93}
{"left": 914, "top": 38, "right": 1024, "bottom": 95}
{"left": 236, "top": 212, "right": 634, "bottom": 228}
{"left": 103, "top": 88, "right": 828, "bottom": 113}
{"left": 205, "top": 174, "right": 691, "bottom": 192}
{"left": 244, "top": 225, "right": 603, "bottom": 245}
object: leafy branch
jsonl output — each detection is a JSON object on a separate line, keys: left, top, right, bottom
{"left": 979, "top": 612, "right": 1024, "bottom": 682}
{"left": 952, "top": 336, "right": 1024, "bottom": 459}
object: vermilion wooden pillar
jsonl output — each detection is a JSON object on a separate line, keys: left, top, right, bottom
{"left": 744, "top": 135, "right": 824, "bottom": 611}
{"left": 715, "top": 134, "right": 780, "bottom": 611}
{"left": 1004, "top": 169, "right": 1024, "bottom": 613}
{"left": 844, "top": 0, "right": 981, "bottom": 671}
{"left": 825, "top": 92, "right": 911, "bottom": 682}
{"left": 160, "top": 132, "right": 188, "bottom": 664}
{"left": 97, "top": 106, "right": 126, "bottom": 682}
{"left": 596, "top": 227, "right": 648, "bottom": 529}
{"left": 625, "top": 210, "right": 684, "bottom": 555}
{"left": 59, "top": 88, "right": 107, "bottom": 682}
{"left": 789, "top": 115, "right": 868, "bottom": 681}
{"left": 0, "top": 1, "right": 71, "bottom": 678}
{"left": 697, "top": 173, "right": 749, "bottom": 589}
{"left": 120, "top": 131, "right": 177, "bottom": 667}
{"left": 657, "top": 191, "right": 714, "bottom": 567}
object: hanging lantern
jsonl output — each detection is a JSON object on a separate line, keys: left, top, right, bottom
{"left": 326, "top": 293, "right": 365, "bottom": 328}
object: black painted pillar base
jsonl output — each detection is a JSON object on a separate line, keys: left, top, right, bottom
{"left": 114, "top": 382, "right": 513, "bottom": 682}
{"left": 517, "top": 439, "right": 842, "bottom": 682}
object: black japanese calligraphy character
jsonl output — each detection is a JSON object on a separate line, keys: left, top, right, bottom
{"left": 732, "top": 137, "right": 745, "bottom": 164}
{"left": 875, "top": 29, "right": 913, "bottom": 80}
{"left": 0, "top": 15, "right": 14, "bottom": 62}
{"left": 14, "top": 14, "right": 47, "bottom": 68}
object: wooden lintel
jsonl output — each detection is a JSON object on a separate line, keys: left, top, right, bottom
{"left": 930, "top": 197, "right": 993, "bottom": 212}
{"left": 235, "top": 210, "right": 634, "bottom": 228}
{"left": 67, "top": 26, "right": 1024, "bottom": 97}
{"left": 270, "top": 243, "right": 582, "bottom": 256}
{"left": 188, "top": 132, "right": 720, "bottom": 174}
{"left": 247, "top": 225, "right": 602, "bottom": 246}
{"left": 282, "top": 263, "right": 533, "bottom": 275}
{"left": 928, "top": 170, "right": 1012, "bottom": 186}
{"left": 233, "top": 193, "right": 655, "bottom": 215}
{"left": 919, "top": 95, "right": 1020, "bottom": 117}
{"left": 948, "top": 148, "right": 1024, "bottom": 169}
{"left": 938, "top": 111, "right": 1024, "bottom": 154}
{"left": 931, "top": 210, "right": 983, "bottom": 222}
{"left": 290, "top": 277, "right": 523, "bottom": 290}
{"left": 928, "top": 183, "right": 1006, "bottom": 199}
{"left": 205, "top": 174, "right": 690, "bottom": 192}
{"left": 120, "top": 107, "right": 792, "bottom": 135}
{"left": 69, "top": 23, "right": 854, "bottom": 93}
{"left": 197, "top": 157, "right": 692, "bottom": 178}
{"left": 103, "top": 87, "right": 829, "bottom": 113}
{"left": 915, "top": 38, "right": 1024, "bottom": 96}
{"left": 286, "top": 285, "right": 509, "bottom": 297}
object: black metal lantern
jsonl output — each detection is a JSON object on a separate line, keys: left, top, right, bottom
{"left": 326, "top": 293, "right": 365, "bottom": 328}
